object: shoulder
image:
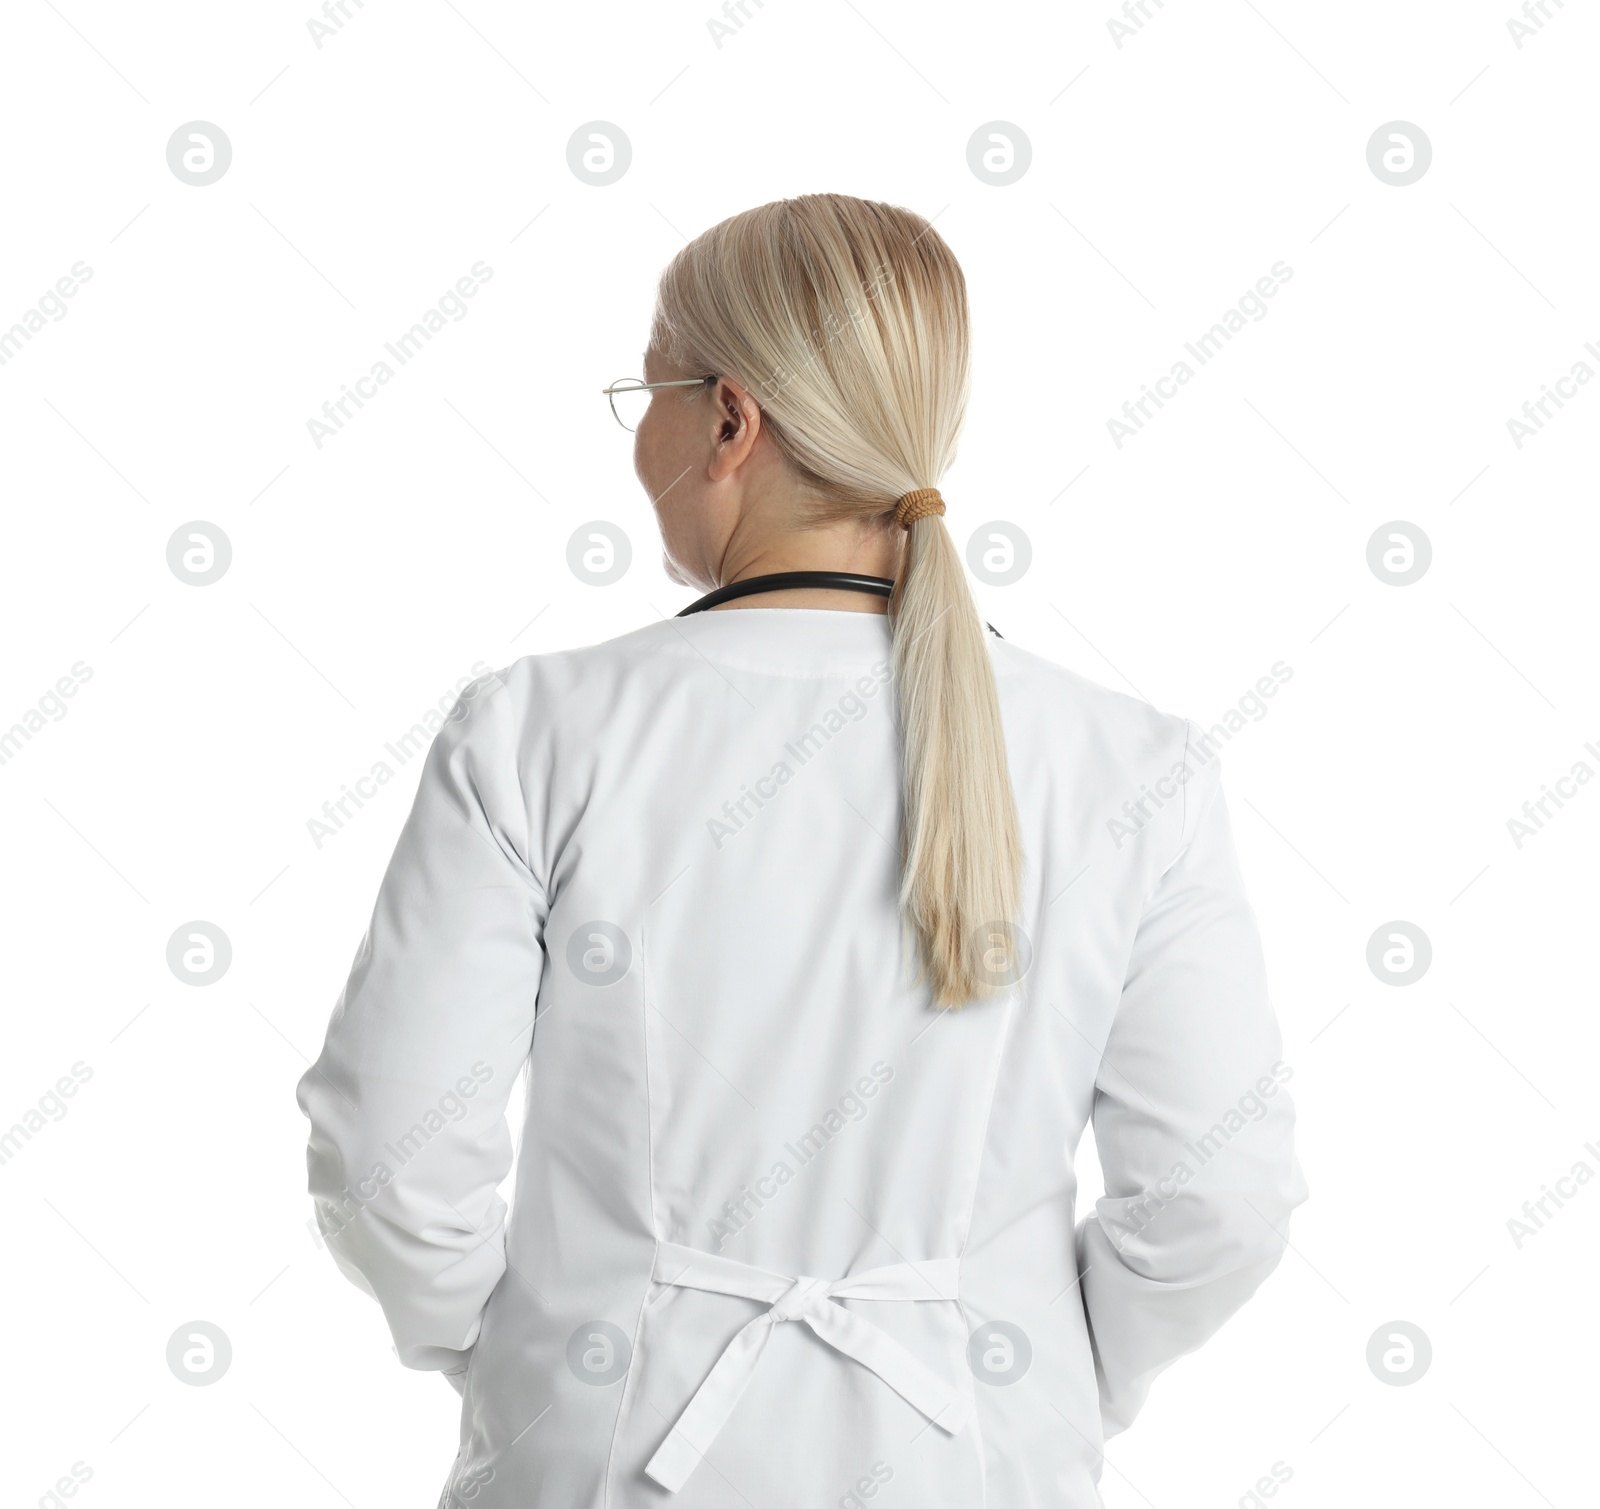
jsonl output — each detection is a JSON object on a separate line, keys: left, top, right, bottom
{"left": 988, "top": 633, "right": 1221, "bottom": 863}
{"left": 423, "top": 625, "right": 681, "bottom": 883}
{"left": 433, "top": 620, "right": 701, "bottom": 781}
{"left": 505, "top": 619, "right": 690, "bottom": 692}
{"left": 989, "top": 633, "right": 1192, "bottom": 764}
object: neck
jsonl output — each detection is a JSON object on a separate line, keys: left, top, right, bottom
{"left": 709, "top": 525, "right": 904, "bottom": 614}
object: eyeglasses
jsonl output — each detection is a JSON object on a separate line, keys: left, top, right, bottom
{"left": 601, "top": 374, "right": 716, "bottom": 432}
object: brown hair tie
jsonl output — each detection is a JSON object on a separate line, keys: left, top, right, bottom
{"left": 895, "top": 488, "right": 945, "bottom": 529}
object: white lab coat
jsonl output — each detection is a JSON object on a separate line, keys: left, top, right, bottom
{"left": 297, "top": 606, "right": 1308, "bottom": 1508}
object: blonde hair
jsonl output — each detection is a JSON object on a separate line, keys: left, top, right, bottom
{"left": 651, "top": 194, "right": 1023, "bottom": 1008}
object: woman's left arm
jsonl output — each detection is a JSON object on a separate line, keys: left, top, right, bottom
{"left": 295, "top": 669, "right": 546, "bottom": 1380}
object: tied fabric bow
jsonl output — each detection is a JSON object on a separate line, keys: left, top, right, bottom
{"left": 644, "top": 1241, "right": 973, "bottom": 1493}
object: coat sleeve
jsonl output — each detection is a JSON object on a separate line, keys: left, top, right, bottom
{"left": 295, "top": 668, "right": 546, "bottom": 1378}
{"left": 1075, "top": 720, "right": 1309, "bottom": 1437}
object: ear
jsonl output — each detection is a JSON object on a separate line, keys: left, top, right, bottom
{"left": 705, "top": 376, "right": 763, "bottom": 483}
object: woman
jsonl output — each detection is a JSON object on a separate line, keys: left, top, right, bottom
{"left": 297, "top": 193, "right": 1307, "bottom": 1508}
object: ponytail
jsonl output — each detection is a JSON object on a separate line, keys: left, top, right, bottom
{"left": 890, "top": 511, "right": 1023, "bottom": 1006}
{"left": 652, "top": 193, "right": 1024, "bottom": 1007}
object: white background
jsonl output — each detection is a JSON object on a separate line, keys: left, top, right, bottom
{"left": 2, "top": 1, "right": 1595, "bottom": 1506}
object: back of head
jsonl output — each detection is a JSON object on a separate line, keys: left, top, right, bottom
{"left": 651, "top": 193, "right": 1024, "bottom": 1008}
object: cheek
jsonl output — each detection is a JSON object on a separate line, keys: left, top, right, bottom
{"left": 644, "top": 456, "right": 713, "bottom": 577}
{"left": 632, "top": 399, "right": 718, "bottom": 573}
{"left": 635, "top": 403, "right": 698, "bottom": 501}
{"left": 633, "top": 419, "right": 680, "bottom": 520}
{"left": 652, "top": 480, "right": 697, "bottom": 554}
{"left": 633, "top": 405, "right": 672, "bottom": 491}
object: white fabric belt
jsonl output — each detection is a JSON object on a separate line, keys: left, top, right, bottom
{"left": 644, "top": 1240, "right": 973, "bottom": 1493}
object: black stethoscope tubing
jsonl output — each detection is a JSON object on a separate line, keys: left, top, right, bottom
{"left": 677, "top": 571, "right": 1001, "bottom": 636}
